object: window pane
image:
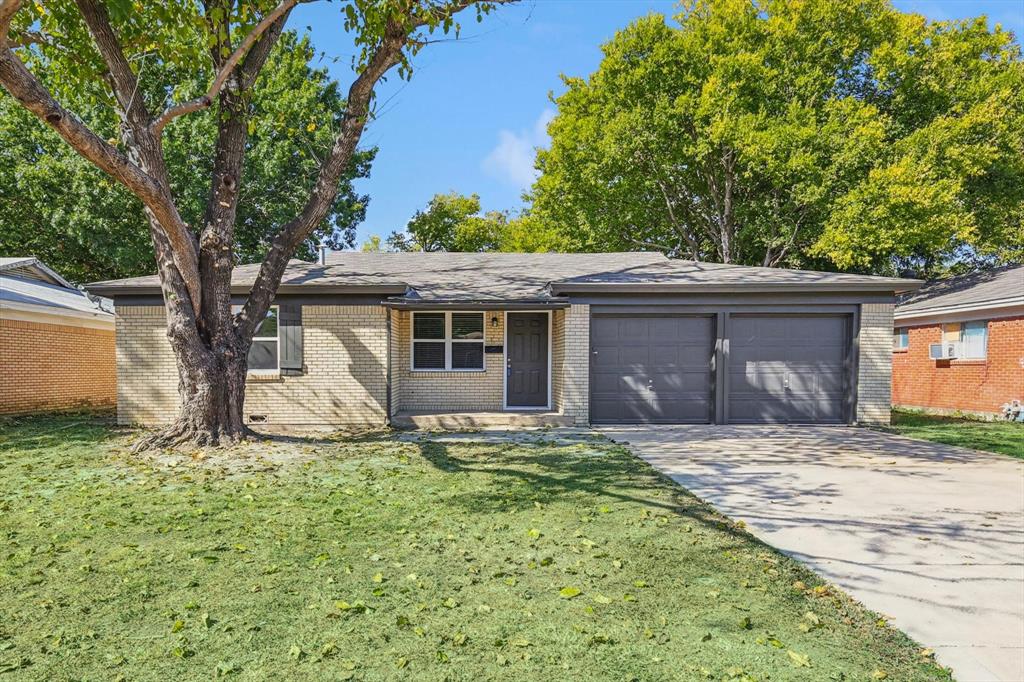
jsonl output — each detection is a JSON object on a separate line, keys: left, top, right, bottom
{"left": 451, "top": 342, "right": 483, "bottom": 369}
{"left": 256, "top": 308, "right": 278, "bottom": 338}
{"left": 893, "top": 328, "right": 908, "bottom": 349}
{"left": 960, "top": 321, "right": 987, "bottom": 358}
{"left": 413, "top": 342, "right": 445, "bottom": 369}
{"left": 413, "top": 313, "right": 445, "bottom": 340}
{"left": 249, "top": 340, "right": 278, "bottom": 370}
{"left": 452, "top": 313, "right": 484, "bottom": 340}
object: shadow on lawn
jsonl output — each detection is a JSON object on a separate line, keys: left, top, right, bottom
{"left": 0, "top": 412, "right": 123, "bottom": 454}
{"left": 412, "top": 438, "right": 755, "bottom": 547}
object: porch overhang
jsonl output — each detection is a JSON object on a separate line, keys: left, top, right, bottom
{"left": 384, "top": 298, "right": 570, "bottom": 310}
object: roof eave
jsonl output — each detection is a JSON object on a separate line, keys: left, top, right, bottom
{"left": 0, "top": 299, "right": 114, "bottom": 321}
{"left": 385, "top": 298, "right": 570, "bottom": 310}
{"left": 85, "top": 283, "right": 410, "bottom": 297}
{"left": 0, "top": 258, "right": 75, "bottom": 289}
{"left": 894, "top": 296, "right": 1024, "bottom": 320}
{"left": 550, "top": 280, "right": 923, "bottom": 294}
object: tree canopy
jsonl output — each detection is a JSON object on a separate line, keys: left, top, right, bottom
{"left": 387, "top": 191, "right": 569, "bottom": 252}
{"left": 531, "top": 0, "right": 1024, "bottom": 275}
{"left": 0, "top": 32, "right": 372, "bottom": 284}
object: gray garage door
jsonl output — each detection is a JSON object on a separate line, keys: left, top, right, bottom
{"left": 728, "top": 315, "right": 849, "bottom": 424}
{"left": 590, "top": 315, "right": 714, "bottom": 423}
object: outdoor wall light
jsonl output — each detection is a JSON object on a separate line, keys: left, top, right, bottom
{"left": 490, "top": 315, "right": 499, "bottom": 328}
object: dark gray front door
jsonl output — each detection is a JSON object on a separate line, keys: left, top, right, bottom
{"left": 728, "top": 314, "right": 849, "bottom": 424}
{"left": 590, "top": 315, "right": 714, "bottom": 423}
{"left": 507, "top": 313, "right": 548, "bottom": 407}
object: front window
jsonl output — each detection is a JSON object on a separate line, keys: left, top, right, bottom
{"left": 959, "top": 320, "right": 988, "bottom": 359}
{"left": 234, "top": 305, "right": 279, "bottom": 373}
{"left": 411, "top": 312, "right": 485, "bottom": 371}
{"left": 893, "top": 328, "right": 909, "bottom": 350}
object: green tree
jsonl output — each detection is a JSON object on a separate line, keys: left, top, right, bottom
{"left": 399, "top": 191, "right": 503, "bottom": 251}
{"left": 532, "top": 0, "right": 1023, "bottom": 274}
{"left": 360, "top": 234, "right": 385, "bottom": 252}
{"left": 0, "top": 32, "right": 372, "bottom": 284}
{"left": 391, "top": 191, "right": 571, "bottom": 252}
{"left": 0, "top": 0, "right": 510, "bottom": 447}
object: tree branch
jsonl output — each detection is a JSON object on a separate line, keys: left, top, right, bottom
{"left": 151, "top": 0, "right": 299, "bottom": 135}
{"left": 0, "top": 0, "right": 21, "bottom": 49}
{"left": 75, "top": 0, "right": 149, "bottom": 126}
{"left": 0, "top": 51, "right": 161, "bottom": 209}
{"left": 199, "top": 7, "right": 290, "bottom": 347}
{"left": 236, "top": 21, "right": 410, "bottom": 338}
{"left": 72, "top": 0, "right": 207, "bottom": 318}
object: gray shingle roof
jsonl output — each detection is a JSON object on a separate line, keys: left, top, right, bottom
{"left": 896, "top": 265, "right": 1024, "bottom": 317}
{"left": 1, "top": 270, "right": 113, "bottom": 320}
{"left": 0, "top": 256, "right": 74, "bottom": 288}
{"left": 325, "top": 251, "right": 669, "bottom": 301}
{"left": 86, "top": 260, "right": 409, "bottom": 296}
{"left": 86, "top": 251, "right": 921, "bottom": 300}
{"left": 549, "top": 258, "right": 916, "bottom": 292}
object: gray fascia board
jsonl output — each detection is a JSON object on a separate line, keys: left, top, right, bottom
{"left": 550, "top": 280, "right": 923, "bottom": 295}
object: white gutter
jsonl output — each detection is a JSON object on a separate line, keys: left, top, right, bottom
{"left": 0, "top": 300, "right": 115, "bottom": 329}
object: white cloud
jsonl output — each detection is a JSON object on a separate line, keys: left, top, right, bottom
{"left": 482, "top": 109, "right": 555, "bottom": 189}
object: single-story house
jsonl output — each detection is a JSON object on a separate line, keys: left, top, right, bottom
{"left": 1, "top": 257, "right": 116, "bottom": 415}
{"left": 892, "top": 264, "right": 1023, "bottom": 418}
{"left": 86, "top": 252, "right": 919, "bottom": 428}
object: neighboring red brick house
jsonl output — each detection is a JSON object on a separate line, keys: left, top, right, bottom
{"left": 892, "top": 265, "right": 1024, "bottom": 418}
{"left": 0, "top": 257, "right": 116, "bottom": 415}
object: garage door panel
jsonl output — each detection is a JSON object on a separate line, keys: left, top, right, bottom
{"left": 590, "top": 315, "right": 713, "bottom": 424}
{"left": 817, "top": 370, "right": 845, "bottom": 393}
{"left": 727, "top": 315, "right": 849, "bottom": 425}
{"left": 650, "top": 344, "right": 682, "bottom": 365}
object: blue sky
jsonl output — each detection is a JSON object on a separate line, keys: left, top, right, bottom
{"left": 291, "top": 0, "right": 1024, "bottom": 247}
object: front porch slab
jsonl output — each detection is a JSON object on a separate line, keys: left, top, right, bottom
{"left": 391, "top": 410, "right": 573, "bottom": 429}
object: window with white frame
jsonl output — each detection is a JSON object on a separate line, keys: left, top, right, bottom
{"left": 893, "top": 327, "right": 909, "bottom": 350}
{"left": 959, "top": 320, "right": 988, "bottom": 359}
{"left": 233, "top": 305, "right": 279, "bottom": 373}
{"left": 411, "top": 312, "right": 484, "bottom": 371}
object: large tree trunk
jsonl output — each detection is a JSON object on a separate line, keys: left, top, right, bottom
{"left": 133, "top": 300, "right": 254, "bottom": 451}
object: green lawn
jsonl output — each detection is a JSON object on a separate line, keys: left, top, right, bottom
{"left": 885, "top": 409, "right": 1024, "bottom": 459}
{"left": 0, "top": 416, "right": 948, "bottom": 681}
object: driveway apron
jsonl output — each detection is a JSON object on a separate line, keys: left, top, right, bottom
{"left": 598, "top": 425, "right": 1024, "bottom": 682}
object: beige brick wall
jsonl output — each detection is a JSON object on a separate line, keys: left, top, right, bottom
{"left": 857, "top": 303, "right": 895, "bottom": 425}
{"left": 115, "top": 305, "right": 388, "bottom": 427}
{"left": 551, "top": 308, "right": 565, "bottom": 413}
{"left": 559, "top": 304, "right": 590, "bottom": 425}
{"left": 390, "top": 309, "right": 505, "bottom": 412}
{"left": 0, "top": 318, "right": 116, "bottom": 415}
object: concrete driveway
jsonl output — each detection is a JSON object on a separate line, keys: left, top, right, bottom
{"left": 598, "top": 425, "right": 1024, "bottom": 682}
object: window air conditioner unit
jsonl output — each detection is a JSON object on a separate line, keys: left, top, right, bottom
{"left": 929, "top": 342, "right": 960, "bottom": 360}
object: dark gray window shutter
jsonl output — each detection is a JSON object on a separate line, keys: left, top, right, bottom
{"left": 279, "top": 303, "right": 303, "bottom": 375}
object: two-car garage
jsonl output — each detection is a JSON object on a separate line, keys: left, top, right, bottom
{"left": 590, "top": 311, "right": 854, "bottom": 425}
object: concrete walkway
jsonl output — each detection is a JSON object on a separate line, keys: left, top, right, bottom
{"left": 598, "top": 425, "right": 1024, "bottom": 682}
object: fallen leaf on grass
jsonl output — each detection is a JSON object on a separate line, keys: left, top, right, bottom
{"left": 559, "top": 587, "right": 581, "bottom": 599}
{"left": 787, "top": 650, "right": 811, "bottom": 667}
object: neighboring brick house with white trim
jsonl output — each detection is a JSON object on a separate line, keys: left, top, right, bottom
{"left": 893, "top": 265, "right": 1024, "bottom": 418}
{"left": 1, "top": 257, "right": 116, "bottom": 415}
{"left": 87, "top": 252, "right": 919, "bottom": 428}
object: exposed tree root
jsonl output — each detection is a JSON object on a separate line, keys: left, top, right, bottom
{"left": 131, "top": 419, "right": 260, "bottom": 453}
